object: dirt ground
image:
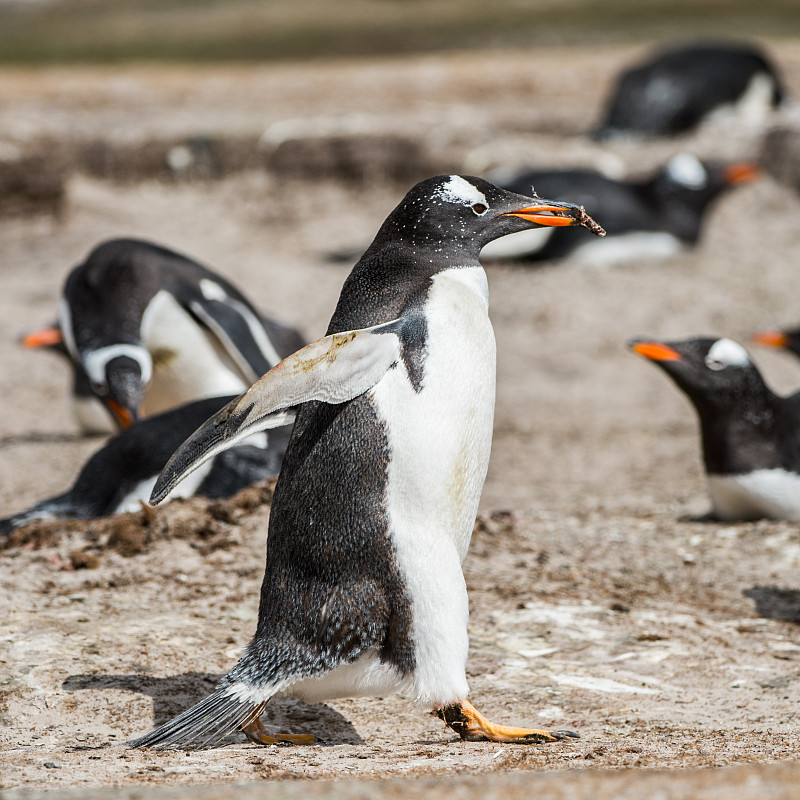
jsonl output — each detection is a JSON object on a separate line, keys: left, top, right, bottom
{"left": 3, "top": 41, "right": 800, "bottom": 796}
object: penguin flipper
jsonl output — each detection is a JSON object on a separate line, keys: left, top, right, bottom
{"left": 187, "top": 296, "right": 281, "bottom": 382}
{"left": 150, "top": 319, "right": 404, "bottom": 505}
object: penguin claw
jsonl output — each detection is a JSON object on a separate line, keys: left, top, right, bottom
{"left": 242, "top": 717, "right": 317, "bottom": 746}
{"left": 436, "top": 700, "right": 579, "bottom": 745}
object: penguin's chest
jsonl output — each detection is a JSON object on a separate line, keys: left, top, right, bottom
{"left": 140, "top": 290, "right": 248, "bottom": 413}
{"left": 370, "top": 267, "right": 496, "bottom": 562}
{"left": 707, "top": 469, "right": 800, "bottom": 522}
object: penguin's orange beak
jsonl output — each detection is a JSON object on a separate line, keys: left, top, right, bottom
{"left": 21, "top": 326, "right": 63, "bottom": 348}
{"left": 106, "top": 398, "right": 138, "bottom": 429}
{"left": 500, "top": 201, "right": 606, "bottom": 236}
{"left": 629, "top": 340, "right": 683, "bottom": 362}
{"left": 751, "top": 330, "right": 788, "bottom": 349}
{"left": 503, "top": 204, "right": 581, "bottom": 227}
{"left": 723, "top": 162, "right": 759, "bottom": 185}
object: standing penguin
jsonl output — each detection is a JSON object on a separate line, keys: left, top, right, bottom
{"left": 630, "top": 336, "right": 800, "bottom": 521}
{"left": 130, "top": 175, "right": 604, "bottom": 749}
{"left": 58, "top": 238, "right": 305, "bottom": 430}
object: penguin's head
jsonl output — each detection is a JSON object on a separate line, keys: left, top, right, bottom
{"left": 654, "top": 154, "right": 758, "bottom": 241}
{"left": 374, "top": 175, "right": 604, "bottom": 263}
{"left": 751, "top": 325, "right": 800, "bottom": 361}
{"left": 628, "top": 336, "right": 771, "bottom": 416}
{"left": 80, "top": 344, "right": 153, "bottom": 429}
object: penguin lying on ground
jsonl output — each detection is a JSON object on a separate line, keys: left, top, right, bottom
{"left": 630, "top": 336, "right": 800, "bottom": 522}
{"left": 55, "top": 238, "right": 305, "bottom": 431}
{"left": 480, "top": 154, "right": 757, "bottom": 265}
{"left": 752, "top": 325, "right": 800, "bottom": 361}
{"left": 130, "top": 174, "right": 604, "bottom": 749}
{"left": 594, "top": 41, "right": 784, "bottom": 139}
{"left": 0, "top": 396, "right": 292, "bottom": 535}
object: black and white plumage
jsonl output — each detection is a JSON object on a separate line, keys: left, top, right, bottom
{"left": 480, "top": 154, "right": 757, "bottom": 265}
{"left": 130, "top": 174, "right": 603, "bottom": 750}
{"left": 57, "top": 238, "right": 305, "bottom": 430}
{"left": 595, "top": 42, "right": 784, "bottom": 139}
{"left": 0, "top": 396, "right": 292, "bottom": 535}
{"left": 630, "top": 336, "right": 800, "bottom": 522}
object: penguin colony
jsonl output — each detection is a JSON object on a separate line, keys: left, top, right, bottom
{"left": 2, "top": 37, "right": 795, "bottom": 752}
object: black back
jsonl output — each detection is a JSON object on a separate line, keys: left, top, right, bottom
{"left": 596, "top": 42, "right": 783, "bottom": 138}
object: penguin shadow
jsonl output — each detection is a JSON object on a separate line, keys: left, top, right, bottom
{"left": 62, "top": 672, "right": 364, "bottom": 745}
{"left": 743, "top": 586, "right": 800, "bottom": 624}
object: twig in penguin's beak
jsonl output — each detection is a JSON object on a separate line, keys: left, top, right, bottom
{"left": 499, "top": 197, "right": 606, "bottom": 237}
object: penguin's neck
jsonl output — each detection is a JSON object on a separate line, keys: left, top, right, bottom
{"left": 328, "top": 241, "right": 481, "bottom": 334}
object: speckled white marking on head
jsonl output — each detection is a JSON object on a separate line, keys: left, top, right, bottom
{"left": 433, "top": 175, "right": 488, "bottom": 208}
{"left": 199, "top": 278, "right": 228, "bottom": 302}
{"left": 82, "top": 344, "right": 153, "bottom": 390}
{"left": 666, "top": 154, "right": 708, "bottom": 190}
{"left": 705, "top": 338, "right": 749, "bottom": 371}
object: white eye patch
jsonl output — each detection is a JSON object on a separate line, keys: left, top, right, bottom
{"left": 666, "top": 154, "right": 708, "bottom": 190}
{"left": 705, "top": 338, "right": 749, "bottom": 371}
{"left": 83, "top": 344, "right": 153, "bottom": 391}
{"left": 433, "top": 175, "right": 489, "bottom": 209}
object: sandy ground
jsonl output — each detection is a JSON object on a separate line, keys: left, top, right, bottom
{"left": 3, "top": 41, "right": 800, "bottom": 795}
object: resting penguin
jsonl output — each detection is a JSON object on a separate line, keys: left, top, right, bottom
{"left": 751, "top": 325, "right": 800, "bottom": 362}
{"left": 0, "top": 395, "right": 292, "bottom": 535}
{"left": 594, "top": 41, "right": 784, "bottom": 139}
{"left": 630, "top": 336, "right": 800, "bottom": 522}
{"left": 58, "top": 238, "right": 305, "bottom": 430}
{"left": 480, "top": 154, "right": 757, "bottom": 265}
{"left": 130, "top": 174, "right": 604, "bottom": 749}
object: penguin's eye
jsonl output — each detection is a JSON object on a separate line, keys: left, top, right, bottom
{"left": 705, "top": 358, "right": 727, "bottom": 371}
{"left": 471, "top": 203, "right": 488, "bottom": 216}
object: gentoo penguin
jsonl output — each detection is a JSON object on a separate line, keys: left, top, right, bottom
{"left": 480, "top": 154, "right": 757, "bottom": 265}
{"left": 630, "top": 336, "right": 800, "bottom": 522}
{"left": 752, "top": 325, "right": 800, "bottom": 361}
{"left": 130, "top": 174, "right": 604, "bottom": 749}
{"left": 21, "top": 324, "right": 115, "bottom": 435}
{"left": 595, "top": 42, "right": 784, "bottom": 139}
{"left": 0, "top": 396, "right": 292, "bottom": 535}
{"left": 58, "top": 238, "right": 305, "bottom": 430}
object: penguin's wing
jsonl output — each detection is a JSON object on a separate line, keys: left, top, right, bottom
{"left": 186, "top": 291, "right": 283, "bottom": 382}
{"left": 150, "top": 319, "right": 404, "bottom": 504}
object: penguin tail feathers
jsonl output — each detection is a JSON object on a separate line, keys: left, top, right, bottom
{"left": 129, "top": 687, "right": 263, "bottom": 750}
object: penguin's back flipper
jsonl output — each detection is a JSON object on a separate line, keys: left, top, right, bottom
{"left": 186, "top": 295, "right": 280, "bottom": 382}
{"left": 130, "top": 687, "right": 262, "bottom": 750}
{"left": 150, "top": 317, "right": 407, "bottom": 505}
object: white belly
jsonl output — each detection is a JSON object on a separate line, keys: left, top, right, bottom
{"left": 369, "top": 266, "right": 496, "bottom": 706}
{"left": 708, "top": 469, "right": 800, "bottom": 522}
{"left": 140, "top": 291, "right": 249, "bottom": 415}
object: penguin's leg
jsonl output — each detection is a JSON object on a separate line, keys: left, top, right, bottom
{"left": 435, "top": 700, "right": 579, "bottom": 744}
{"left": 239, "top": 703, "right": 318, "bottom": 746}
